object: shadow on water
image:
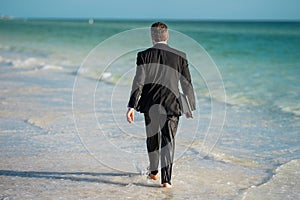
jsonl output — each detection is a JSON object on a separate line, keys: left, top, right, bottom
{"left": 0, "top": 170, "right": 159, "bottom": 188}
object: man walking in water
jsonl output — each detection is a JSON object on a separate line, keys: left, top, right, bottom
{"left": 126, "top": 22, "right": 196, "bottom": 188}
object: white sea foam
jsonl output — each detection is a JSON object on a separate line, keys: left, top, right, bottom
{"left": 279, "top": 104, "right": 300, "bottom": 117}
{"left": 0, "top": 55, "right": 66, "bottom": 72}
{"left": 41, "top": 64, "right": 64, "bottom": 71}
{"left": 0, "top": 55, "right": 13, "bottom": 66}
{"left": 101, "top": 72, "right": 112, "bottom": 80}
{"left": 12, "top": 57, "right": 44, "bottom": 69}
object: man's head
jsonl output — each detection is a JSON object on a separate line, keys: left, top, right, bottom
{"left": 151, "top": 22, "right": 169, "bottom": 43}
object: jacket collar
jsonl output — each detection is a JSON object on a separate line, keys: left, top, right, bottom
{"left": 153, "top": 42, "right": 169, "bottom": 50}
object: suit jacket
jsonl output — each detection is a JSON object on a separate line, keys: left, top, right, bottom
{"left": 128, "top": 43, "right": 196, "bottom": 116}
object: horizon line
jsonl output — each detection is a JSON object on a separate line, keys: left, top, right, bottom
{"left": 1, "top": 16, "right": 299, "bottom": 23}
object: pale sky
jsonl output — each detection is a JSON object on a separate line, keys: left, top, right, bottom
{"left": 0, "top": 0, "right": 299, "bottom": 20}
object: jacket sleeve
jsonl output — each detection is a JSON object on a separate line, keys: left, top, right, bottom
{"left": 127, "top": 52, "right": 145, "bottom": 109}
{"left": 180, "top": 55, "right": 196, "bottom": 111}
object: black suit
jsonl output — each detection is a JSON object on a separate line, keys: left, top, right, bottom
{"left": 128, "top": 43, "right": 195, "bottom": 115}
{"left": 128, "top": 43, "right": 195, "bottom": 185}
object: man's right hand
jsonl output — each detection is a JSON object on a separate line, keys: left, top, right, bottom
{"left": 126, "top": 108, "right": 135, "bottom": 123}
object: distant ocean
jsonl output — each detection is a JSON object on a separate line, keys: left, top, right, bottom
{"left": 0, "top": 19, "right": 299, "bottom": 199}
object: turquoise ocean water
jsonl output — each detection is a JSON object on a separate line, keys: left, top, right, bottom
{"left": 1, "top": 20, "right": 299, "bottom": 115}
{"left": 1, "top": 19, "right": 300, "bottom": 199}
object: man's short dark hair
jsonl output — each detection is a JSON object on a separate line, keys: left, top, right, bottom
{"left": 151, "top": 22, "right": 168, "bottom": 42}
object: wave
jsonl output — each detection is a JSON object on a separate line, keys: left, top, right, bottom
{"left": 12, "top": 57, "right": 44, "bottom": 69}
{"left": 242, "top": 159, "right": 300, "bottom": 199}
{"left": 0, "top": 55, "right": 14, "bottom": 66}
{"left": 178, "top": 140, "right": 261, "bottom": 168}
{"left": 25, "top": 113, "right": 62, "bottom": 129}
{"left": 40, "top": 64, "right": 64, "bottom": 71}
{"left": 76, "top": 67, "right": 127, "bottom": 85}
{"left": 278, "top": 104, "right": 300, "bottom": 117}
{"left": 204, "top": 86, "right": 300, "bottom": 117}
{"left": 0, "top": 55, "right": 66, "bottom": 72}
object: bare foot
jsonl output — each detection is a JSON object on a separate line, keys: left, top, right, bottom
{"left": 162, "top": 183, "right": 172, "bottom": 188}
{"left": 147, "top": 174, "right": 158, "bottom": 181}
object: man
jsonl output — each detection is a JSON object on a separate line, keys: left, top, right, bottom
{"left": 126, "top": 22, "right": 196, "bottom": 188}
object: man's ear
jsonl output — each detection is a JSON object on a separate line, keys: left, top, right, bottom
{"left": 152, "top": 38, "right": 156, "bottom": 44}
{"left": 166, "top": 32, "right": 169, "bottom": 41}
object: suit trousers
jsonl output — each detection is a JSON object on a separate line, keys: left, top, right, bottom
{"left": 144, "top": 111, "right": 179, "bottom": 185}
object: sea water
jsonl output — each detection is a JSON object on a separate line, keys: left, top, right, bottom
{"left": 0, "top": 19, "right": 299, "bottom": 199}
